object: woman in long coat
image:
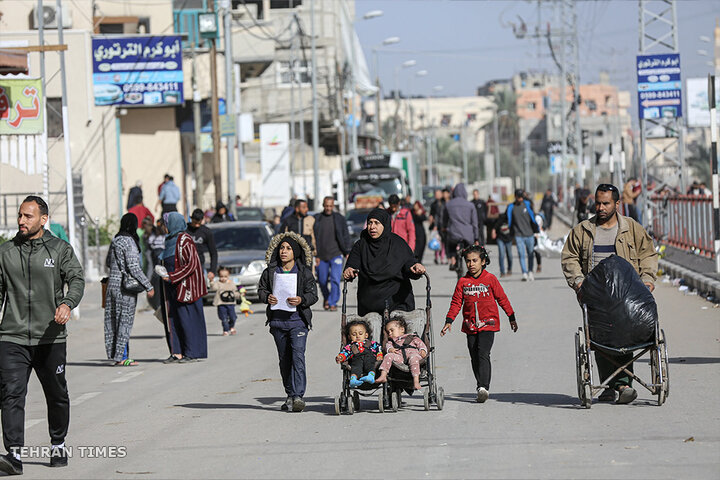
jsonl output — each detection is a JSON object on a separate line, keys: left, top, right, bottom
{"left": 105, "top": 213, "right": 154, "bottom": 366}
{"left": 158, "top": 212, "right": 208, "bottom": 363}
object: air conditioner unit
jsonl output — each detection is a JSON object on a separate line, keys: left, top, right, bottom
{"left": 30, "top": 5, "right": 73, "bottom": 30}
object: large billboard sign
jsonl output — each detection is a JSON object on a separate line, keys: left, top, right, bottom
{"left": 260, "top": 123, "right": 291, "bottom": 207}
{"left": 636, "top": 53, "right": 682, "bottom": 120}
{"left": 0, "top": 78, "right": 43, "bottom": 135}
{"left": 91, "top": 35, "right": 184, "bottom": 107}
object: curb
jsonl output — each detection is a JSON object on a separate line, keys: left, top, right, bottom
{"left": 659, "top": 258, "right": 720, "bottom": 299}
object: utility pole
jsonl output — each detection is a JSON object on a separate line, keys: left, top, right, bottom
{"left": 191, "top": 43, "right": 204, "bottom": 206}
{"left": 311, "top": 0, "right": 320, "bottom": 205}
{"left": 223, "top": 0, "right": 236, "bottom": 213}
{"left": 709, "top": 74, "right": 719, "bottom": 272}
{"left": 493, "top": 111, "right": 500, "bottom": 187}
{"left": 524, "top": 139, "right": 530, "bottom": 192}
{"left": 638, "top": 0, "right": 685, "bottom": 227}
{"left": 209, "top": 0, "right": 222, "bottom": 204}
{"left": 56, "top": 0, "right": 76, "bottom": 249}
{"left": 461, "top": 123, "right": 468, "bottom": 185}
{"left": 38, "top": 0, "right": 49, "bottom": 204}
{"left": 296, "top": 17, "right": 307, "bottom": 200}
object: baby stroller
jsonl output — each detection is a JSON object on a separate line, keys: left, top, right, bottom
{"left": 575, "top": 304, "right": 669, "bottom": 408}
{"left": 334, "top": 272, "right": 445, "bottom": 414}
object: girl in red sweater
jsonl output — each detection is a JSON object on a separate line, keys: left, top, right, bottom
{"left": 441, "top": 245, "right": 518, "bottom": 403}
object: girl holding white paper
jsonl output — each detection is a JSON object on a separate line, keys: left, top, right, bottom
{"left": 258, "top": 232, "right": 318, "bottom": 413}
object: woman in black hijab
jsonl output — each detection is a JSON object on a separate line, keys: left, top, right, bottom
{"left": 343, "top": 208, "right": 426, "bottom": 316}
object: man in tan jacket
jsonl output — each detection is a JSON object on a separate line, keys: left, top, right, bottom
{"left": 561, "top": 183, "right": 658, "bottom": 404}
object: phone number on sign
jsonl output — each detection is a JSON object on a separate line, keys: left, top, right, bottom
{"left": 122, "top": 82, "right": 180, "bottom": 93}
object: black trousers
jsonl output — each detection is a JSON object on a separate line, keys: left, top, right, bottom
{"left": 0, "top": 342, "right": 69, "bottom": 451}
{"left": 349, "top": 351, "right": 376, "bottom": 378}
{"left": 466, "top": 331, "right": 495, "bottom": 390}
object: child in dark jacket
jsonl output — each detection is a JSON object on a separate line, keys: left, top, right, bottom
{"left": 258, "top": 232, "right": 318, "bottom": 413}
{"left": 335, "top": 320, "right": 383, "bottom": 387}
{"left": 441, "top": 245, "right": 518, "bottom": 403}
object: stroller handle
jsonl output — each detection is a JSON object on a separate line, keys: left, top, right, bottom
{"left": 341, "top": 270, "right": 432, "bottom": 315}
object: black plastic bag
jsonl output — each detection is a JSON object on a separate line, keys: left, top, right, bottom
{"left": 580, "top": 255, "right": 657, "bottom": 348}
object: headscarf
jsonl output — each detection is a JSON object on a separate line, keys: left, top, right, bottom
{"left": 162, "top": 212, "right": 187, "bottom": 260}
{"left": 116, "top": 213, "right": 140, "bottom": 249}
{"left": 357, "top": 208, "right": 413, "bottom": 282}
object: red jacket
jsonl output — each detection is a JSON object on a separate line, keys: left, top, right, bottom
{"left": 391, "top": 207, "right": 416, "bottom": 251}
{"left": 128, "top": 204, "right": 154, "bottom": 225}
{"left": 168, "top": 232, "right": 208, "bottom": 303}
{"left": 445, "top": 269, "right": 514, "bottom": 334}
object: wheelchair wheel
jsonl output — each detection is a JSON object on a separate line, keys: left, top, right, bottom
{"left": 334, "top": 395, "right": 341, "bottom": 415}
{"left": 377, "top": 390, "right": 385, "bottom": 413}
{"left": 575, "top": 329, "right": 592, "bottom": 409}
{"left": 436, "top": 387, "right": 445, "bottom": 410}
{"left": 391, "top": 390, "right": 400, "bottom": 412}
{"left": 352, "top": 391, "right": 361, "bottom": 412}
{"left": 423, "top": 388, "right": 430, "bottom": 411}
{"left": 652, "top": 329, "right": 670, "bottom": 406}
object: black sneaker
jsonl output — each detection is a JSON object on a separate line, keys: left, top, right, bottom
{"left": 162, "top": 355, "right": 180, "bottom": 364}
{"left": 291, "top": 396, "right": 306, "bottom": 412}
{"left": 0, "top": 453, "right": 23, "bottom": 475}
{"left": 178, "top": 357, "right": 197, "bottom": 364}
{"left": 49, "top": 447, "right": 68, "bottom": 468}
{"left": 598, "top": 388, "right": 616, "bottom": 402}
{"left": 616, "top": 386, "right": 638, "bottom": 404}
{"left": 280, "top": 397, "right": 292, "bottom": 411}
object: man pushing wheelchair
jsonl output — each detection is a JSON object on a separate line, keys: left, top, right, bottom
{"left": 561, "top": 183, "right": 659, "bottom": 405}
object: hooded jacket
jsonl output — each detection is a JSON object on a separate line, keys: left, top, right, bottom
{"left": 443, "top": 183, "right": 478, "bottom": 244}
{"left": 0, "top": 229, "right": 85, "bottom": 345}
{"left": 257, "top": 232, "right": 319, "bottom": 328}
{"left": 445, "top": 269, "right": 514, "bottom": 334}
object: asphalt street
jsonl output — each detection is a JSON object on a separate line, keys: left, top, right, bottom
{"left": 9, "top": 231, "right": 720, "bottom": 479}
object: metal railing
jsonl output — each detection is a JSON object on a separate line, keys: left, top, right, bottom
{"left": 0, "top": 191, "right": 67, "bottom": 227}
{"left": 650, "top": 195, "right": 715, "bottom": 258}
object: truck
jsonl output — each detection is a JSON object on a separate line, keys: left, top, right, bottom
{"left": 346, "top": 152, "right": 421, "bottom": 208}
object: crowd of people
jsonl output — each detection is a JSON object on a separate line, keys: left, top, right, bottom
{"left": 0, "top": 176, "right": 661, "bottom": 472}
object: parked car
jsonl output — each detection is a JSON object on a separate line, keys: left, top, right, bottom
{"left": 203, "top": 221, "right": 273, "bottom": 303}
{"left": 346, "top": 208, "right": 372, "bottom": 243}
{"left": 234, "top": 207, "right": 265, "bottom": 222}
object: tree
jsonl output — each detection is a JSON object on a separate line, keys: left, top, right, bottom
{"left": 685, "top": 140, "right": 711, "bottom": 186}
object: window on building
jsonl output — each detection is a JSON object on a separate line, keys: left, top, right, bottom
{"left": 605, "top": 95, "right": 613, "bottom": 107}
{"left": 277, "top": 60, "right": 312, "bottom": 85}
{"left": 526, "top": 102, "right": 536, "bottom": 111}
{"left": 586, "top": 99, "right": 597, "bottom": 111}
{"left": 47, "top": 98, "right": 63, "bottom": 138}
{"left": 440, "top": 114, "right": 452, "bottom": 127}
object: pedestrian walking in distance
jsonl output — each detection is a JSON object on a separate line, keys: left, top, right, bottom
{"left": 0, "top": 196, "right": 85, "bottom": 473}
{"left": 313, "top": 197, "right": 352, "bottom": 312}
{"left": 442, "top": 245, "right": 517, "bottom": 403}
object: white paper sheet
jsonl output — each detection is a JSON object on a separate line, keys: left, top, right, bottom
{"left": 271, "top": 272, "right": 298, "bottom": 312}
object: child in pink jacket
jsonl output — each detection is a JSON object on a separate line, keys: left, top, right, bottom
{"left": 375, "top": 317, "right": 427, "bottom": 390}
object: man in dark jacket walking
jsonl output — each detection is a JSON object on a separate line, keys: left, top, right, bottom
{"left": 280, "top": 199, "right": 316, "bottom": 255}
{"left": 507, "top": 189, "right": 539, "bottom": 281}
{"left": 0, "top": 196, "right": 85, "bottom": 474}
{"left": 471, "top": 189, "right": 487, "bottom": 245}
{"left": 443, "top": 183, "right": 478, "bottom": 268}
{"left": 313, "top": 197, "right": 351, "bottom": 311}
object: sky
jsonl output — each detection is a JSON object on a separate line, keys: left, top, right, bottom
{"left": 355, "top": 0, "right": 720, "bottom": 104}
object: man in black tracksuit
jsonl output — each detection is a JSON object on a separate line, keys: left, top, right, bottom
{"left": 187, "top": 209, "right": 218, "bottom": 281}
{"left": 0, "top": 196, "right": 85, "bottom": 474}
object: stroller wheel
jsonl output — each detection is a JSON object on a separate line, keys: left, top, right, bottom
{"left": 334, "top": 395, "right": 341, "bottom": 415}
{"left": 391, "top": 390, "right": 400, "bottom": 412}
{"left": 436, "top": 387, "right": 445, "bottom": 410}
{"left": 423, "top": 388, "right": 430, "bottom": 411}
{"left": 346, "top": 394, "right": 354, "bottom": 415}
{"left": 352, "top": 391, "right": 361, "bottom": 412}
{"left": 377, "top": 390, "right": 385, "bottom": 413}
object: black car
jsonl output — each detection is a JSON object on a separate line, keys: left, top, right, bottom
{"left": 234, "top": 207, "right": 265, "bottom": 222}
{"left": 346, "top": 208, "right": 372, "bottom": 243}
{"left": 204, "top": 221, "right": 273, "bottom": 302}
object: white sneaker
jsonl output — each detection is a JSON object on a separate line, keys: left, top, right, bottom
{"left": 476, "top": 387, "right": 489, "bottom": 403}
{"left": 528, "top": 272, "right": 535, "bottom": 281}
{"left": 522, "top": 273, "right": 528, "bottom": 281}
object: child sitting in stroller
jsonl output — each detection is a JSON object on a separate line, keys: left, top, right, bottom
{"left": 375, "top": 317, "right": 428, "bottom": 390}
{"left": 336, "top": 320, "right": 383, "bottom": 387}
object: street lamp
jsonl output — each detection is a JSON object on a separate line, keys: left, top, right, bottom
{"left": 393, "top": 59, "right": 416, "bottom": 148}
{"left": 407, "top": 69, "right": 427, "bottom": 137}
{"left": 372, "top": 36, "right": 400, "bottom": 138}
{"left": 425, "top": 85, "right": 443, "bottom": 185}
{"left": 350, "top": 10, "right": 383, "bottom": 169}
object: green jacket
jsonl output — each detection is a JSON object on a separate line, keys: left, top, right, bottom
{"left": 561, "top": 213, "right": 658, "bottom": 289}
{"left": 0, "top": 230, "right": 85, "bottom": 345}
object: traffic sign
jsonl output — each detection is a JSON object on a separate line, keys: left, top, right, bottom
{"left": 637, "top": 53, "right": 682, "bottom": 119}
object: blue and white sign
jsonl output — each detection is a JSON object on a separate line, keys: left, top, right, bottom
{"left": 636, "top": 53, "right": 682, "bottom": 119}
{"left": 91, "top": 35, "right": 184, "bottom": 107}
